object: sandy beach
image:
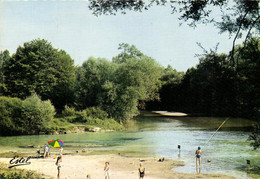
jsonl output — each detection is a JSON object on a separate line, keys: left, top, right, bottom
{"left": 0, "top": 154, "right": 235, "bottom": 179}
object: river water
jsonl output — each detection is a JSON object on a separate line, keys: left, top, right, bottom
{"left": 0, "top": 115, "right": 259, "bottom": 178}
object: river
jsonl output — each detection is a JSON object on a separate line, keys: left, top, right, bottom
{"left": 0, "top": 114, "right": 259, "bottom": 178}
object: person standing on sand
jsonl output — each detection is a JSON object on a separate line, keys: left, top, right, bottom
{"left": 44, "top": 144, "right": 48, "bottom": 158}
{"left": 138, "top": 163, "right": 145, "bottom": 179}
{"left": 195, "top": 146, "right": 202, "bottom": 173}
{"left": 56, "top": 156, "right": 62, "bottom": 179}
{"left": 59, "top": 147, "right": 63, "bottom": 156}
{"left": 104, "top": 162, "right": 110, "bottom": 179}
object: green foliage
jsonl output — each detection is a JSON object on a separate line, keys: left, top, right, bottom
{"left": 3, "top": 39, "right": 76, "bottom": 110}
{"left": 61, "top": 107, "right": 123, "bottom": 130}
{"left": 0, "top": 50, "right": 10, "bottom": 95}
{"left": 0, "top": 94, "right": 55, "bottom": 136}
{"left": 83, "top": 107, "right": 108, "bottom": 119}
{"left": 76, "top": 44, "right": 163, "bottom": 121}
{"left": 160, "top": 65, "right": 184, "bottom": 85}
{"left": 147, "top": 65, "right": 184, "bottom": 110}
{"left": 21, "top": 94, "right": 56, "bottom": 134}
{"left": 0, "top": 164, "right": 47, "bottom": 179}
{"left": 149, "top": 38, "right": 259, "bottom": 119}
{"left": 112, "top": 43, "right": 144, "bottom": 64}
{"left": 62, "top": 105, "right": 77, "bottom": 117}
{"left": 248, "top": 123, "right": 260, "bottom": 150}
{"left": 75, "top": 57, "right": 117, "bottom": 109}
{"left": 0, "top": 96, "right": 23, "bottom": 135}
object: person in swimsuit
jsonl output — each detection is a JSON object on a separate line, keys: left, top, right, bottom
{"left": 195, "top": 146, "right": 202, "bottom": 173}
{"left": 138, "top": 163, "right": 145, "bottom": 179}
{"left": 56, "top": 156, "right": 62, "bottom": 179}
{"left": 104, "top": 162, "right": 110, "bottom": 179}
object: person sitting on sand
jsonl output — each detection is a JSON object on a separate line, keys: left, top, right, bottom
{"left": 56, "top": 156, "right": 62, "bottom": 179}
{"left": 195, "top": 146, "right": 202, "bottom": 171}
{"left": 138, "top": 163, "right": 145, "bottom": 179}
{"left": 86, "top": 174, "right": 91, "bottom": 179}
{"left": 104, "top": 162, "right": 110, "bottom": 179}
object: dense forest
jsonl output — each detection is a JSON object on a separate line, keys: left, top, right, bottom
{"left": 0, "top": 37, "right": 259, "bottom": 136}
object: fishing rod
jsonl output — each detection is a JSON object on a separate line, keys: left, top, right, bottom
{"left": 203, "top": 118, "right": 229, "bottom": 148}
{"left": 199, "top": 118, "right": 229, "bottom": 163}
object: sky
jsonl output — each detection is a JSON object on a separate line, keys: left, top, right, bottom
{"left": 0, "top": 1, "right": 240, "bottom": 72}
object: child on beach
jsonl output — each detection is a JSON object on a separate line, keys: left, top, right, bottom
{"left": 138, "top": 163, "right": 145, "bottom": 179}
{"left": 59, "top": 147, "right": 63, "bottom": 156}
{"left": 104, "top": 162, "right": 110, "bottom": 179}
{"left": 56, "top": 156, "right": 62, "bottom": 178}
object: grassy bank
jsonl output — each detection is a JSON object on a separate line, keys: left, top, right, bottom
{"left": 0, "top": 163, "right": 51, "bottom": 179}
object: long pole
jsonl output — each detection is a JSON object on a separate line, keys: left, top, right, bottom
{"left": 203, "top": 118, "right": 229, "bottom": 148}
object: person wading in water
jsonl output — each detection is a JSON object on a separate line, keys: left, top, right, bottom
{"left": 195, "top": 146, "right": 202, "bottom": 174}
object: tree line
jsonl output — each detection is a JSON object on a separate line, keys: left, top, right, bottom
{"left": 1, "top": 38, "right": 259, "bottom": 119}
{"left": 0, "top": 39, "right": 163, "bottom": 135}
{"left": 0, "top": 38, "right": 259, "bottom": 135}
{"left": 148, "top": 37, "right": 259, "bottom": 119}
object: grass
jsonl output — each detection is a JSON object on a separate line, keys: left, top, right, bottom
{"left": 0, "top": 163, "right": 52, "bottom": 179}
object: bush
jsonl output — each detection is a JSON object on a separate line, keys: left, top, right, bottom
{"left": 61, "top": 106, "right": 123, "bottom": 130}
{"left": 0, "top": 163, "right": 45, "bottom": 179}
{"left": 21, "top": 94, "right": 56, "bottom": 134}
{"left": 0, "top": 96, "right": 23, "bottom": 135}
{"left": 83, "top": 107, "right": 108, "bottom": 119}
{"left": 62, "top": 105, "right": 77, "bottom": 117}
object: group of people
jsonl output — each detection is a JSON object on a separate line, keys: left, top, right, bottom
{"left": 53, "top": 146, "right": 202, "bottom": 178}
{"left": 55, "top": 156, "right": 145, "bottom": 179}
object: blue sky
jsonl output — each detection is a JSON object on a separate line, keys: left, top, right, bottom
{"left": 0, "top": 1, "right": 239, "bottom": 71}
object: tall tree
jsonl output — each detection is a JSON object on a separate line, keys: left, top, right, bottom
{"left": 101, "top": 44, "right": 163, "bottom": 120}
{"left": 75, "top": 57, "right": 117, "bottom": 109}
{"left": 4, "top": 39, "right": 76, "bottom": 110}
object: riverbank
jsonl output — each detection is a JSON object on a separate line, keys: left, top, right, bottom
{"left": 0, "top": 154, "right": 235, "bottom": 179}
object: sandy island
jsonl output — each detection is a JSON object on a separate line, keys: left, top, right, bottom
{"left": 0, "top": 154, "right": 235, "bottom": 179}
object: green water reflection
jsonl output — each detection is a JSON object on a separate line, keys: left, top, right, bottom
{"left": 0, "top": 115, "right": 259, "bottom": 178}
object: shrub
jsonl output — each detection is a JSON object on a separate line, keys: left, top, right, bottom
{"left": 62, "top": 105, "right": 77, "bottom": 117}
{"left": 21, "top": 93, "right": 56, "bottom": 134}
{"left": 83, "top": 107, "right": 108, "bottom": 119}
{"left": 0, "top": 96, "right": 23, "bottom": 135}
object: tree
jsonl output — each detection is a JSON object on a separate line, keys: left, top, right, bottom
{"left": 101, "top": 44, "right": 163, "bottom": 120}
{"left": 4, "top": 39, "right": 76, "bottom": 110}
{"left": 147, "top": 65, "right": 184, "bottom": 111}
{"left": 75, "top": 57, "right": 117, "bottom": 109}
{"left": 75, "top": 44, "right": 163, "bottom": 121}
{"left": 0, "top": 50, "right": 11, "bottom": 95}
{"left": 248, "top": 122, "right": 260, "bottom": 150}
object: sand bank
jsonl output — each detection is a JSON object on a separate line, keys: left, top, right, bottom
{"left": 152, "top": 111, "right": 188, "bottom": 117}
{"left": 0, "top": 154, "right": 234, "bottom": 179}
